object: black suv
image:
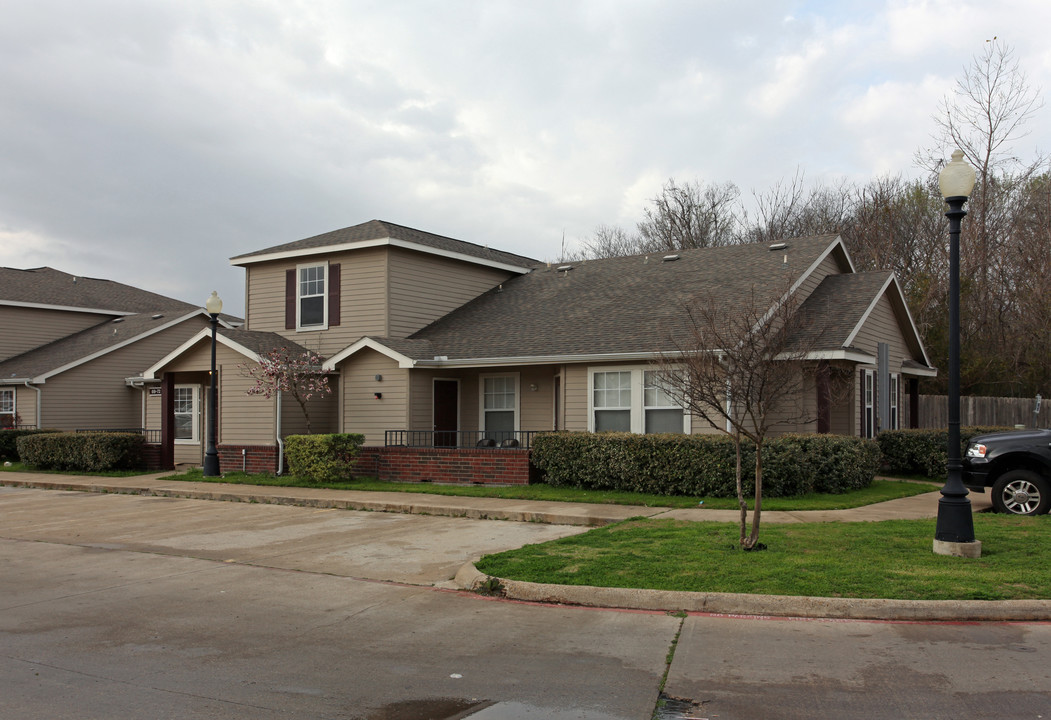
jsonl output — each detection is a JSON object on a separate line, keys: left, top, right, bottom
{"left": 963, "top": 428, "right": 1051, "bottom": 515}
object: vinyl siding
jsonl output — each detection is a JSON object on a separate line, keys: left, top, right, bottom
{"left": 849, "top": 295, "right": 913, "bottom": 436}
{"left": 850, "top": 295, "right": 911, "bottom": 360}
{"left": 0, "top": 307, "right": 113, "bottom": 361}
{"left": 244, "top": 247, "right": 389, "bottom": 356}
{"left": 4, "top": 385, "right": 37, "bottom": 427}
{"left": 563, "top": 363, "right": 589, "bottom": 431}
{"left": 33, "top": 320, "right": 208, "bottom": 431}
{"left": 162, "top": 343, "right": 278, "bottom": 446}
{"left": 387, "top": 248, "right": 514, "bottom": 338}
{"left": 281, "top": 377, "right": 339, "bottom": 436}
{"left": 340, "top": 349, "right": 409, "bottom": 446}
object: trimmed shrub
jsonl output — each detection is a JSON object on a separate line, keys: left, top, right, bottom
{"left": 877, "top": 426, "right": 1014, "bottom": 477}
{"left": 16, "top": 432, "right": 146, "bottom": 471}
{"left": 530, "top": 432, "right": 880, "bottom": 498}
{"left": 0, "top": 429, "right": 60, "bottom": 462}
{"left": 284, "top": 433, "right": 365, "bottom": 483}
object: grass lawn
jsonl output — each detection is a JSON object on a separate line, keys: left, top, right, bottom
{"left": 0, "top": 462, "right": 153, "bottom": 478}
{"left": 475, "top": 515, "right": 1051, "bottom": 601}
{"left": 162, "top": 467, "right": 937, "bottom": 511}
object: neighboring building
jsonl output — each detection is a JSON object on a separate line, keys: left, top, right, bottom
{"left": 145, "top": 220, "right": 934, "bottom": 477}
{"left": 0, "top": 267, "right": 235, "bottom": 435}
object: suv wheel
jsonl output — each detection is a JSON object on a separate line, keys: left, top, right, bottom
{"left": 991, "top": 470, "right": 1051, "bottom": 515}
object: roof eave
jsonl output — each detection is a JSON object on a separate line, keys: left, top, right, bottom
{"left": 230, "top": 237, "right": 534, "bottom": 275}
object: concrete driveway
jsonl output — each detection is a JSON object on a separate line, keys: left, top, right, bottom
{"left": 0, "top": 486, "right": 586, "bottom": 585}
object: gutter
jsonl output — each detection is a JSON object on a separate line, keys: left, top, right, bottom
{"left": 24, "top": 381, "right": 42, "bottom": 429}
{"left": 276, "top": 390, "right": 284, "bottom": 476}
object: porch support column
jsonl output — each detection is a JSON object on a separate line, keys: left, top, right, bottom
{"left": 160, "top": 372, "right": 175, "bottom": 470}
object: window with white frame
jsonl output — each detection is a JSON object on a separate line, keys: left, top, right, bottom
{"left": 889, "top": 373, "right": 899, "bottom": 430}
{"left": 593, "top": 370, "right": 632, "bottom": 431}
{"left": 481, "top": 375, "right": 518, "bottom": 438}
{"left": 644, "top": 371, "right": 684, "bottom": 434}
{"left": 174, "top": 385, "right": 199, "bottom": 443}
{"left": 298, "top": 262, "right": 327, "bottom": 329}
{"left": 590, "top": 367, "right": 688, "bottom": 434}
{"left": 0, "top": 388, "right": 14, "bottom": 428}
{"left": 862, "top": 369, "right": 875, "bottom": 438}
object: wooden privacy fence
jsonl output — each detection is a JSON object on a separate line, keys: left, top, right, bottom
{"left": 918, "top": 395, "right": 1049, "bottom": 429}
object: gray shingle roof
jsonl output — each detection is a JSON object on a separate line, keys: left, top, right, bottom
{"left": 407, "top": 235, "right": 845, "bottom": 360}
{"left": 0, "top": 267, "right": 197, "bottom": 314}
{"left": 0, "top": 308, "right": 201, "bottom": 380}
{"left": 230, "top": 219, "right": 540, "bottom": 269}
{"left": 217, "top": 329, "right": 312, "bottom": 357}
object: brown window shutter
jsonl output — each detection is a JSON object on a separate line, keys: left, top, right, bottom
{"left": 285, "top": 269, "right": 296, "bottom": 329}
{"left": 328, "top": 263, "right": 341, "bottom": 326}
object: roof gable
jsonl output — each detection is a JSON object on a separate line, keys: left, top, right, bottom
{"left": 794, "top": 271, "right": 933, "bottom": 371}
{"left": 144, "top": 328, "right": 311, "bottom": 379}
{"left": 0, "top": 310, "right": 213, "bottom": 382}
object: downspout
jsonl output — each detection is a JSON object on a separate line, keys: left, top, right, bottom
{"left": 276, "top": 389, "right": 284, "bottom": 475}
{"left": 24, "top": 381, "right": 42, "bottom": 429}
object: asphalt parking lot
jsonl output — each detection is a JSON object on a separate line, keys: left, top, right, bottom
{"left": 3, "top": 485, "right": 1050, "bottom": 720}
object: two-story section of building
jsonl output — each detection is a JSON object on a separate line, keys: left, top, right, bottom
{"left": 144, "top": 219, "right": 935, "bottom": 479}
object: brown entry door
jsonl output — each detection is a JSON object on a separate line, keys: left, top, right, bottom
{"left": 433, "top": 380, "right": 459, "bottom": 447}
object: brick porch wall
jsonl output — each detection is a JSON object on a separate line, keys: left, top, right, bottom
{"left": 356, "top": 446, "right": 532, "bottom": 485}
{"left": 218, "top": 444, "right": 280, "bottom": 475}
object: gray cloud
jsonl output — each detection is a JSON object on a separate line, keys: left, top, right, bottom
{"left": 1, "top": 1, "right": 1049, "bottom": 315}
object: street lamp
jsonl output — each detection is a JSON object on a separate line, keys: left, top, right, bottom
{"left": 934, "top": 149, "right": 980, "bottom": 557}
{"left": 202, "top": 291, "right": 223, "bottom": 477}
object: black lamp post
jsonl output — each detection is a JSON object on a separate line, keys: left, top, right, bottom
{"left": 934, "top": 150, "right": 979, "bottom": 556}
{"left": 202, "top": 291, "right": 223, "bottom": 477}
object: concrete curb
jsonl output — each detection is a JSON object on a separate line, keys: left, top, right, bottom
{"left": 454, "top": 563, "right": 1051, "bottom": 621}
{"left": 6, "top": 472, "right": 1040, "bottom": 621}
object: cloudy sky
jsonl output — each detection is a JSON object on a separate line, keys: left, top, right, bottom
{"left": 2, "top": 1, "right": 1049, "bottom": 317}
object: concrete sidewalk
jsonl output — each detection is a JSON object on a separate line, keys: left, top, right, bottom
{"left": 0, "top": 470, "right": 992, "bottom": 526}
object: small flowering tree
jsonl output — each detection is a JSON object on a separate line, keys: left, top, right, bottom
{"left": 241, "top": 348, "right": 331, "bottom": 434}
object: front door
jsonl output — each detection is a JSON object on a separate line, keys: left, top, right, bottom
{"left": 433, "top": 379, "right": 459, "bottom": 447}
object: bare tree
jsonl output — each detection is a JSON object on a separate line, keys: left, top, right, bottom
{"left": 580, "top": 224, "right": 643, "bottom": 259}
{"left": 654, "top": 285, "right": 836, "bottom": 550}
{"left": 637, "top": 178, "right": 742, "bottom": 251}
{"left": 915, "top": 39, "right": 1050, "bottom": 395}
{"left": 744, "top": 170, "right": 852, "bottom": 245}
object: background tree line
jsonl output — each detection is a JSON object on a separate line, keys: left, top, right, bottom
{"left": 580, "top": 40, "right": 1050, "bottom": 399}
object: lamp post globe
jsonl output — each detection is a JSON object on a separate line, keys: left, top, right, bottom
{"left": 934, "top": 150, "right": 979, "bottom": 556}
{"left": 202, "top": 292, "right": 223, "bottom": 477}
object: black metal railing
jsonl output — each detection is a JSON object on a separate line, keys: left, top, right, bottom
{"left": 385, "top": 430, "right": 540, "bottom": 449}
{"left": 76, "top": 428, "right": 163, "bottom": 444}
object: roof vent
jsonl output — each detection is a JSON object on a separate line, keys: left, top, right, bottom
{"left": 662, "top": 254, "right": 680, "bottom": 262}
{"left": 151, "top": 313, "right": 163, "bottom": 320}
{"left": 557, "top": 265, "right": 573, "bottom": 272}
{"left": 769, "top": 242, "right": 788, "bottom": 251}
{"left": 112, "top": 317, "right": 124, "bottom": 323}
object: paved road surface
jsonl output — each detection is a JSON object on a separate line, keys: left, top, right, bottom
{"left": 2, "top": 486, "right": 1048, "bottom": 719}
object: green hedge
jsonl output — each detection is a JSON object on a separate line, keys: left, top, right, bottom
{"left": 877, "top": 426, "right": 1015, "bottom": 477}
{"left": 0, "top": 429, "right": 60, "bottom": 462}
{"left": 284, "top": 433, "right": 365, "bottom": 483}
{"left": 530, "top": 432, "right": 880, "bottom": 498}
{"left": 16, "top": 432, "right": 147, "bottom": 471}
